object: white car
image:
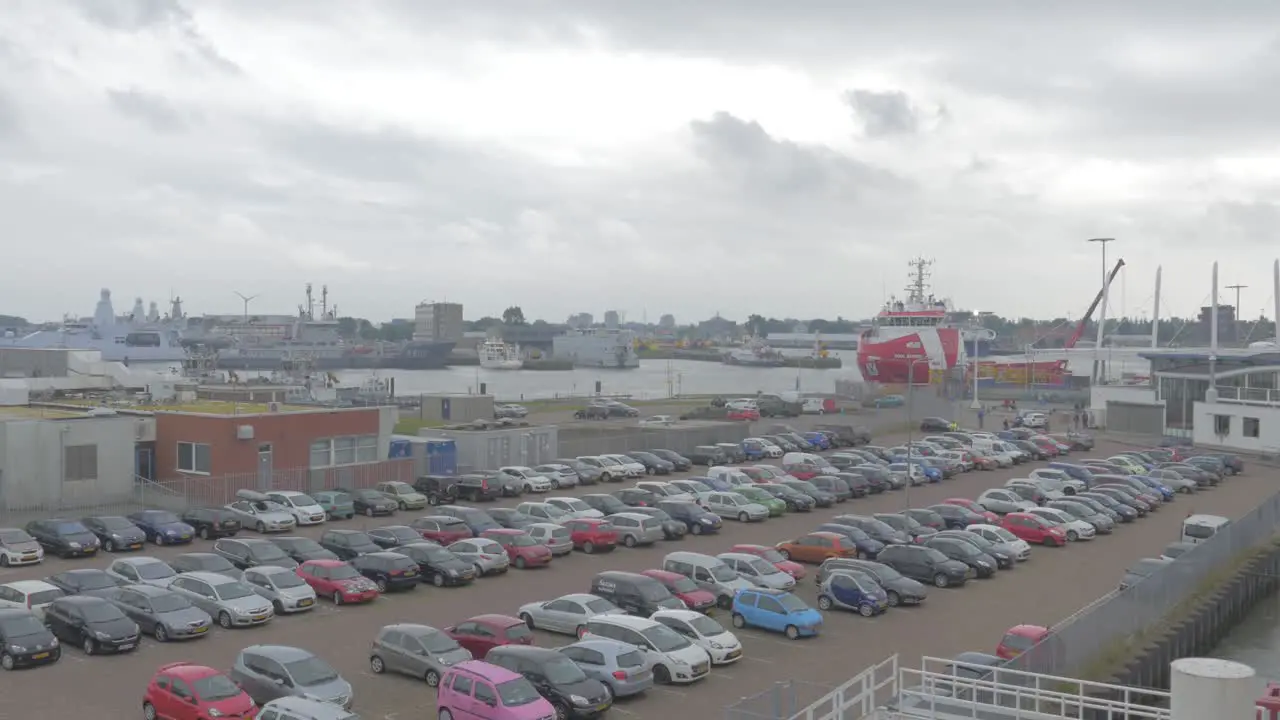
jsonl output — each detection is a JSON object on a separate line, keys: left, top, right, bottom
{"left": 975, "top": 488, "right": 1037, "bottom": 515}
{"left": 706, "top": 466, "right": 754, "bottom": 487}
{"left": 1027, "top": 468, "right": 1087, "bottom": 496}
{"left": 241, "top": 565, "right": 318, "bottom": 613}
{"left": 972, "top": 447, "right": 1013, "bottom": 468}
{"left": 0, "top": 528, "right": 44, "bottom": 566}
{"left": 581, "top": 615, "right": 712, "bottom": 685}
{"left": 604, "top": 455, "right": 647, "bottom": 478}
{"left": 964, "top": 524, "right": 1033, "bottom": 558}
{"left": 639, "top": 415, "right": 676, "bottom": 427}
{"left": 545, "top": 497, "right": 604, "bottom": 520}
{"left": 1021, "top": 412, "right": 1048, "bottom": 429}
{"left": 106, "top": 557, "right": 178, "bottom": 588}
{"left": 266, "top": 491, "right": 328, "bottom": 526}
{"left": 516, "top": 502, "right": 572, "bottom": 523}
{"left": 1026, "top": 508, "right": 1096, "bottom": 542}
{"left": 696, "top": 492, "right": 769, "bottom": 522}
{"left": 801, "top": 398, "right": 826, "bottom": 415}
{"left": 1006, "top": 479, "right": 1063, "bottom": 502}
{"left": 225, "top": 490, "right": 298, "bottom": 533}
{"left": 634, "top": 481, "right": 695, "bottom": 504}
{"left": 725, "top": 399, "right": 758, "bottom": 411}
{"left": 669, "top": 479, "right": 713, "bottom": 496}
{"left": 0, "top": 580, "right": 63, "bottom": 619}
{"left": 500, "top": 466, "right": 553, "bottom": 493}
{"left": 650, "top": 609, "right": 743, "bottom": 665}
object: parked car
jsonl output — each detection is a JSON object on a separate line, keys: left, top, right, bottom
{"left": 168, "top": 552, "right": 241, "bottom": 580}
{"left": 0, "top": 580, "right": 64, "bottom": 618}
{"left": 698, "top": 491, "right": 770, "bottom": 523}
{"left": 81, "top": 516, "right": 147, "bottom": 552}
{"left": 717, "top": 552, "right": 796, "bottom": 590}
{"left": 214, "top": 537, "right": 299, "bottom": 571}
{"left": 580, "top": 615, "right": 711, "bottom": 684}
{"left": 608, "top": 512, "right": 666, "bottom": 547}
{"left": 142, "top": 663, "right": 255, "bottom": 720}
{"left": 168, "top": 571, "right": 275, "bottom": 629}
{"left": 639, "top": 569, "right": 717, "bottom": 612}
{"left": 533, "top": 463, "right": 582, "bottom": 489}
{"left": 561, "top": 519, "right": 620, "bottom": 554}
{"left": 876, "top": 544, "right": 971, "bottom": 588}
{"left": 374, "top": 481, "right": 430, "bottom": 510}
{"left": 44, "top": 569, "right": 116, "bottom": 596}
{"left": 964, "top": 524, "right": 1033, "bottom": 561}
{"left": 517, "top": 593, "right": 626, "bottom": 636}
{"left": 557, "top": 638, "right": 655, "bottom": 698}
{"left": 445, "top": 614, "right": 534, "bottom": 657}
{"left": 313, "top": 491, "right": 356, "bottom": 520}
{"left": 25, "top": 518, "right": 100, "bottom": 558}
{"left": 350, "top": 488, "right": 399, "bottom": 517}
{"left": 976, "top": 488, "right": 1037, "bottom": 515}
{"left": 270, "top": 536, "right": 339, "bottom": 563}
{"left": 648, "top": 449, "right": 693, "bottom": 471}
{"left": 446, "top": 537, "right": 512, "bottom": 575}
{"left": 352, "top": 551, "right": 421, "bottom": 592}
{"left": 106, "top": 556, "right": 178, "bottom": 587}
{"left": 435, "top": 505, "right": 503, "bottom": 534}
{"left": 615, "top": 487, "right": 662, "bottom": 508}
{"left": 997, "top": 624, "right": 1050, "bottom": 659}
{"left": 229, "top": 644, "right": 353, "bottom": 708}
{"left": 265, "top": 491, "right": 328, "bottom": 526}
{"left": 297, "top": 559, "right": 380, "bottom": 604}
{"left": 368, "top": 622, "right": 472, "bottom": 687}
{"left": 483, "top": 528, "right": 554, "bottom": 569}
{"left": 687, "top": 445, "right": 729, "bottom": 466}
{"left": 241, "top": 565, "right": 318, "bottom": 615}
{"left": 92, "top": 584, "right": 212, "bottom": 641}
{"left": 366, "top": 525, "right": 424, "bottom": 549}
{"left": 874, "top": 513, "right": 938, "bottom": 543}
{"left": 816, "top": 571, "right": 889, "bottom": 616}
{"left": 526, "top": 522, "right": 577, "bottom": 555}
{"left": 730, "top": 588, "right": 822, "bottom": 639}
{"left": 221, "top": 491, "right": 296, "bottom": 534}
{"left": 658, "top": 500, "right": 723, "bottom": 535}
{"left": 409, "top": 516, "right": 474, "bottom": 545}
{"left": 816, "top": 558, "right": 928, "bottom": 606}
{"left": 392, "top": 542, "right": 477, "bottom": 587}
{"left": 923, "top": 537, "right": 998, "bottom": 578}
{"left": 180, "top": 508, "right": 242, "bottom": 540}
{"left": 0, "top": 528, "right": 43, "bottom": 567}
{"left": 1026, "top": 507, "right": 1097, "bottom": 542}
{"left": 411, "top": 475, "right": 462, "bottom": 506}
{"left": 318, "top": 529, "right": 382, "bottom": 561}
{"left": 487, "top": 508, "right": 538, "bottom": 531}
{"left": 499, "top": 466, "right": 555, "bottom": 493}
{"left": 775, "top": 532, "right": 860, "bottom": 563}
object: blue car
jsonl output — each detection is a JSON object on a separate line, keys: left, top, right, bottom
{"left": 731, "top": 588, "right": 823, "bottom": 639}
{"left": 1133, "top": 476, "right": 1175, "bottom": 501}
{"left": 815, "top": 523, "right": 885, "bottom": 559}
{"left": 697, "top": 475, "right": 736, "bottom": 492}
{"left": 905, "top": 459, "right": 942, "bottom": 483}
{"left": 817, "top": 571, "right": 888, "bottom": 616}
{"left": 126, "top": 509, "right": 195, "bottom": 546}
{"left": 873, "top": 395, "right": 905, "bottom": 408}
{"left": 740, "top": 440, "right": 767, "bottom": 461}
{"left": 802, "top": 432, "right": 831, "bottom": 451}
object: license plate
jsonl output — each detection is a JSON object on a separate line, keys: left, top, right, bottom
{"left": 118, "top": 643, "right": 135, "bottom": 651}
{"left": 84, "top": 548, "right": 96, "bottom": 553}
{"left": 597, "top": 704, "right": 610, "bottom": 712}
{"left": 194, "top": 626, "right": 209, "bottom": 633}
{"left": 130, "top": 544, "right": 143, "bottom": 549}
{"left": 252, "top": 615, "right": 267, "bottom": 621}
{"left": 32, "top": 652, "right": 49, "bottom": 660}
{"left": 180, "top": 535, "right": 191, "bottom": 540}
{"left": 298, "top": 599, "right": 313, "bottom": 607}
{"left": 726, "top": 650, "right": 741, "bottom": 659}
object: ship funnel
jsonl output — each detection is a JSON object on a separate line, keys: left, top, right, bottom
{"left": 94, "top": 289, "right": 115, "bottom": 328}
{"left": 131, "top": 297, "right": 146, "bottom": 322}
{"left": 147, "top": 301, "right": 160, "bottom": 323}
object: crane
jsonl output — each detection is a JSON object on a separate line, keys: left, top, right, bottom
{"left": 1066, "top": 259, "right": 1126, "bottom": 349}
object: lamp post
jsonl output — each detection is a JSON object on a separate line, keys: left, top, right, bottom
{"left": 1087, "top": 238, "right": 1115, "bottom": 384}
{"left": 904, "top": 357, "right": 927, "bottom": 508}
{"left": 969, "top": 317, "right": 981, "bottom": 411}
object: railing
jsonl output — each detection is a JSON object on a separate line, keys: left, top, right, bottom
{"left": 723, "top": 656, "right": 898, "bottom": 720}
{"left": 1213, "top": 385, "right": 1280, "bottom": 405}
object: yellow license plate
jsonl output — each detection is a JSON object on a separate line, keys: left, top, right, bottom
{"left": 299, "top": 599, "right": 313, "bottom": 607}
{"left": 32, "top": 652, "right": 49, "bottom": 659}
{"left": 194, "top": 626, "right": 208, "bottom": 633}
{"left": 84, "top": 548, "right": 96, "bottom": 553}
{"left": 130, "top": 544, "right": 143, "bottom": 549}
{"left": 597, "top": 704, "right": 609, "bottom": 712}
{"left": 252, "top": 615, "right": 267, "bottom": 621}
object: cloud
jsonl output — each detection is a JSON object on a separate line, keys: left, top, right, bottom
{"left": 107, "top": 88, "right": 188, "bottom": 133}
{"left": 844, "top": 90, "right": 920, "bottom": 138}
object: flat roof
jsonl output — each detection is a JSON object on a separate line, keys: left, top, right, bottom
{"left": 53, "top": 399, "right": 360, "bottom": 416}
{"left": 0, "top": 406, "right": 92, "bottom": 421}
{"left": 1139, "top": 349, "right": 1280, "bottom": 362}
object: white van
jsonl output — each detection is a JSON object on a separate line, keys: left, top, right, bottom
{"left": 1181, "top": 514, "right": 1229, "bottom": 544}
{"left": 662, "top": 551, "right": 753, "bottom": 608}
{"left": 581, "top": 615, "right": 712, "bottom": 684}
{"left": 706, "top": 466, "right": 753, "bottom": 487}
{"left": 781, "top": 452, "right": 826, "bottom": 467}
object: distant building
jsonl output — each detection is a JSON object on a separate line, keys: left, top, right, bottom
{"left": 566, "top": 313, "right": 594, "bottom": 329}
{"left": 414, "top": 302, "right": 464, "bottom": 342}
{"left": 1197, "top": 305, "right": 1237, "bottom": 344}
{"left": 658, "top": 314, "right": 676, "bottom": 329}
{"left": 603, "top": 310, "right": 620, "bottom": 328}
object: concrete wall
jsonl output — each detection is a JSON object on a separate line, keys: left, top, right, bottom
{"left": 0, "top": 348, "right": 70, "bottom": 377}
{"left": 1105, "top": 401, "right": 1166, "bottom": 437}
{"left": 556, "top": 421, "right": 751, "bottom": 458}
{"left": 417, "top": 394, "right": 495, "bottom": 424}
{"left": 0, "top": 417, "right": 138, "bottom": 511}
{"left": 1091, "top": 384, "right": 1157, "bottom": 410}
{"left": 1193, "top": 401, "right": 1280, "bottom": 453}
{"left": 429, "top": 426, "right": 559, "bottom": 472}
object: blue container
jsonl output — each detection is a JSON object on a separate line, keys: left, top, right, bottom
{"left": 425, "top": 438, "right": 457, "bottom": 476}
{"left": 388, "top": 438, "right": 413, "bottom": 459}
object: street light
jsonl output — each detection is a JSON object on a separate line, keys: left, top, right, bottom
{"left": 1087, "top": 238, "right": 1115, "bottom": 384}
{"left": 904, "top": 357, "right": 927, "bottom": 509}
{"left": 969, "top": 316, "right": 981, "bottom": 411}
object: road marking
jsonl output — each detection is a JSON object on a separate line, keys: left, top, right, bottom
{"left": 716, "top": 672, "right": 736, "bottom": 680}
{"left": 609, "top": 708, "right": 636, "bottom": 716}
{"left": 653, "top": 687, "right": 686, "bottom": 697}
{"left": 383, "top": 714, "right": 399, "bottom": 720}
{"left": 742, "top": 656, "right": 775, "bottom": 664}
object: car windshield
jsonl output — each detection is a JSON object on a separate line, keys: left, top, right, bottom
{"left": 145, "top": 512, "right": 182, "bottom": 525}
{"left": 541, "top": 505, "right": 569, "bottom": 518}
{"left": 1002, "top": 633, "right": 1038, "bottom": 651}
{"left": 81, "top": 602, "right": 124, "bottom": 623}
{"left": 0, "top": 615, "right": 47, "bottom": 640}
{"left": 777, "top": 594, "right": 808, "bottom": 612}
{"left": 193, "top": 674, "right": 243, "bottom": 702}
{"left": 288, "top": 494, "right": 318, "bottom": 506}
{"left": 688, "top": 615, "right": 725, "bottom": 636}
{"left": 97, "top": 517, "right": 136, "bottom": 530}
{"left": 269, "top": 572, "right": 307, "bottom": 589}
{"left": 710, "top": 565, "right": 738, "bottom": 582}
{"left": 664, "top": 575, "right": 697, "bottom": 593}
{"left": 747, "top": 558, "right": 779, "bottom": 575}
{"left": 640, "top": 624, "right": 690, "bottom": 652}
{"left": 505, "top": 624, "right": 534, "bottom": 642}
{"left": 55, "top": 521, "right": 89, "bottom": 534}
{"left": 149, "top": 593, "right": 192, "bottom": 613}
{"left": 214, "top": 582, "right": 255, "bottom": 601}
{"left": 852, "top": 577, "right": 879, "bottom": 594}
{"left": 253, "top": 544, "right": 290, "bottom": 561}
{"left": 67, "top": 574, "right": 114, "bottom": 592}
{"left": 0, "top": 529, "right": 33, "bottom": 544}
{"left": 285, "top": 656, "right": 340, "bottom": 686}
{"left": 420, "top": 630, "right": 460, "bottom": 653}
{"left": 543, "top": 656, "right": 588, "bottom": 683}
{"left": 992, "top": 528, "right": 1019, "bottom": 542}
{"left": 949, "top": 543, "right": 979, "bottom": 557}
{"left": 386, "top": 482, "right": 414, "bottom": 493}
{"left": 327, "top": 493, "right": 352, "bottom": 504}
{"left": 640, "top": 583, "right": 675, "bottom": 601}
{"left": 506, "top": 534, "right": 537, "bottom": 547}
{"left": 329, "top": 564, "right": 360, "bottom": 580}
{"left": 136, "top": 562, "right": 176, "bottom": 580}
{"left": 497, "top": 677, "right": 543, "bottom": 706}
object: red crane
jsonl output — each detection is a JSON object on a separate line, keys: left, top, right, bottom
{"left": 1065, "top": 259, "right": 1126, "bottom": 349}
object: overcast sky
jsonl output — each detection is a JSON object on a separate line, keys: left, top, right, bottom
{"left": 2, "top": 0, "right": 1278, "bottom": 325}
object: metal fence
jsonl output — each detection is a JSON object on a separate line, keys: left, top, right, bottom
{"left": 556, "top": 425, "right": 752, "bottom": 459}
{"left": 724, "top": 656, "right": 899, "bottom": 720}
{"left": 1005, "top": 488, "right": 1280, "bottom": 678}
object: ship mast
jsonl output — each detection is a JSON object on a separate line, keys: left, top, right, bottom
{"left": 906, "top": 257, "right": 934, "bottom": 304}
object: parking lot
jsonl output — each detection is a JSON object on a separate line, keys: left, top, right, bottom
{"left": 1, "top": 430, "right": 1276, "bottom": 720}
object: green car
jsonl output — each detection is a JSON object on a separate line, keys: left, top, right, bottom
{"left": 314, "top": 490, "right": 355, "bottom": 520}
{"left": 736, "top": 486, "right": 787, "bottom": 516}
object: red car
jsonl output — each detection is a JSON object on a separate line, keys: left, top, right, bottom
{"left": 941, "top": 498, "right": 999, "bottom": 524}
{"left": 410, "top": 516, "right": 474, "bottom": 545}
{"left": 727, "top": 407, "right": 760, "bottom": 421}
{"left": 1000, "top": 513, "right": 1067, "bottom": 547}
{"left": 742, "top": 466, "right": 787, "bottom": 483}
{"left": 997, "top": 624, "right": 1050, "bottom": 659}
{"left": 729, "top": 543, "right": 807, "bottom": 579}
{"left": 297, "top": 559, "right": 380, "bottom": 604}
{"left": 782, "top": 462, "right": 821, "bottom": 480}
{"left": 482, "top": 528, "right": 553, "bottom": 569}
{"left": 1028, "top": 436, "right": 1061, "bottom": 457}
{"left": 562, "top": 518, "right": 618, "bottom": 553}
{"left": 143, "top": 662, "right": 257, "bottom": 720}
{"left": 445, "top": 614, "right": 534, "bottom": 657}
{"left": 641, "top": 569, "right": 717, "bottom": 612}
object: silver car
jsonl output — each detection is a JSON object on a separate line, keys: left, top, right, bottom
{"left": 169, "top": 571, "right": 275, "bottom": 629}
{"left": 106, "top": 557, "right": 178, "bottom": 588}
{"left": 374, "top": 481, "right": 430, "bottom": 510}
{"left": 546, "top": 497, "right": 604, "bottom": 519}
{"left": 526, "top": 523, "right": 574, "bottom": 556}
{"left": 90, "top": 584, "right": 212, "bottom": 642}
{"left": 260, "top": 698, "right": 359, "bottom": 720}
{"left": 446, "top": 538, "right": 510, "bottom": 575}
{"left": 517, "top": 593, "right": 626, "bottom": 636}
{"left": 230, "top": 644, "right": 353, "bottom": 709}
{"left": 716, "top": 552, "right": 796, "bottom": 590}
{"left": 169, "top": 552, "right": 242, "bottom": 580}
{"left": 558, "top": 638, "right": 654, "bottom": 698}
{"left": 517, "top": 502, "right": 572, "bottom": 524}
{"left": 607, "top": 513, "right": 665, "bottom": 548}
{"left": 241, "top": 565, "right": 318, "bottom": 614}
{"left": 533, "top": 464, "right": 580, "bottom": 489}
{"left": 976, "top": 488, "right": 1037, "bottom": 515}
{"left": 697, "top": 492, "right": 770, "bottom": 522}
{"left": 224, "top": 490, "right": 297, "bottom": 534}
{"left": 370, "top": 623, "right": 474, "bottom": 687}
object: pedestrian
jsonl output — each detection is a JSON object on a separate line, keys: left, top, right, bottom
{"left": 977, "top": 408, "right": 985, "bottom": 429}
{"left": 1073, "top": 412, "right": 1080, "bottom": 430}
{"left": 1002, "top": 418, "right": 1010, "bottom": 431}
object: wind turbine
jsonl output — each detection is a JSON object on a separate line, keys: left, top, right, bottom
{"left": 233, "top": 291, "right": 260, "bottom": 321}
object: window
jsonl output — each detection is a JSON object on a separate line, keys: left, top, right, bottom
{"left": 756, "top": 596, "right": 785, "bottom": 613}
{"left": 357, "top": 434, "right": 378, "bottom": 462}
{"left": 1244, "top": 417, "right": 1260, "bottom": 438}
{"left": 334, "top": 436, "right": 357, "bottom": 465}
{"left": 473, "top": 681, "right": 497, "bottom": 706}
{"left": 177, "top": 442, "right": 211, "bottom": 475}
{"left": 310, "top": 440, "right": 331, "bottom": 468}
{"left": 450, "top": 674, "right": 472, "bottom": 694}
{"left": 63, "top": 444, "right": 98, "bottom": 481}
{"left": 310, "top": 435, "right": 379, "bottom": 467}
{"left": 1214, "top": 414, "right": 1231, "bottom": 436}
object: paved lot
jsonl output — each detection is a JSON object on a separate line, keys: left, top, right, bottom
{"left": 2, "top": 433, "right": 1276, "bottom": 720}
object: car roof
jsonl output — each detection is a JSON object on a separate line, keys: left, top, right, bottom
{"left": 452, "top": 659, "right": 522, "bottom": 682}
{"left": 245, "top": 565, "right": 293, "bottom": 576}
{"left": 527, "top": 522, "right": 566, "bottom": 531}
{"left": 303, "top": 559, "right": 345, "bottom": 567}
{"left": 590, "top": 614, "right": 661, "bottom": 630}
{"left": 123, "top": 584, "right": 172, "bottom": 597}
{"left": 116, "top": 556, "right": 168, "bottom": 565}
{"left": 651, "top": 608, "right": 706, "bottom": 622}
{"left": 610, "top": 512, "right": 650, "bottom": 521}
{"left": 640, "top": 568, "right": 681, "bottom": 581}
{"left": 271, "top": 490, "right": 306, "bottom": 496}
{"left": 242, "top": 644, "right": 314, "bottom": 661}
{"left": 716, "top": 552, "right": 761, "bottom": 563}
{"left": 158, "top": 662, "right": 224, "bottom": 680}
{"left": 482, "top": 528, "right": 522, "bottom": 535}
{"left": 4, "top": 579, "right": 59, "bottom": 592}
{"left": 181, "top": 571, "right": 239, "bottom": 584}
{"left": 1006, "top": 624, "right": 1049, "bottom": 636}
{"left": 469, "top": 613, "right": 523, "bottom": 627}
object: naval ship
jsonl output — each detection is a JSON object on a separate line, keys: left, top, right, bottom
{"left": 4, "top": 290, "right": 189, "bottom": 364}
{"left": 553, "top": 327, "right": 640, "bottom": 369}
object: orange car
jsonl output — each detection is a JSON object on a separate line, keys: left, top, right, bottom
{"left": 775, "top": 531, "right": 859, "bottom": 564}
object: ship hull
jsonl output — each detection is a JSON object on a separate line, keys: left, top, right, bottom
{"left": 857, "top": 328, "right": 963, "bottom": 383}
{"left": 212, "top": 342, "right": 456, "bottom": 371}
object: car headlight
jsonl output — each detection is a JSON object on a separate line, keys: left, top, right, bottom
{"left": 95, "top": 631, "right": 111, "bottom": 640}
{"left": 571, "top": 695, "right": 590, "bottom": 706}
{"left": 68, "top": 541, "right": 81, "bottom": 548}
{"left": 8, "top": 644, "right": 25, "bottom": 652}
{"left": 700, "top": 518, "right": 714, "bottom": 524}
{"left": 207, "top": 710, "right": 224, "bottom": 718}
{"left": 709, "top": 641, "right": 725, "bottom": 650}
{"left": 111, "top": 533, "right": 122, "bottom": 539}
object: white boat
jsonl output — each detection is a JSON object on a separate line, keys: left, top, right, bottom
{"left": 553, "top": 328, "right": 640, "bottom": 369}
{"left": 479, "top": 340, "right": 523, "bottom": 370}
{"left": 723, "top": 336, "right": 785, "bottom": 367}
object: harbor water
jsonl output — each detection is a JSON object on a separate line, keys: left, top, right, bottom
{"left": 1211, "top": 595, "right": 1280, "bottom": 682}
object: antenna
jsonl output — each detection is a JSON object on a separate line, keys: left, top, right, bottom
{"left": 906, "top": 257, "right": 934, "bottom": 302}
{"left": 233, "top": 291, "right": 259, "bottom": 321}
{"left": 304, "top": 283, "right": 314, "bottom": 319}
{"left": 321, "top": 285, "right": 329, "bottom": 318}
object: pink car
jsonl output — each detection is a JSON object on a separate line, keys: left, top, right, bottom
{"left": 438, "top": 660, "right": 555, "bottom": 720}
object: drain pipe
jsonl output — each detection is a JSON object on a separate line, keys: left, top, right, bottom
{"left": 1171, "top": 657, "right": 1257, "bottom": 720}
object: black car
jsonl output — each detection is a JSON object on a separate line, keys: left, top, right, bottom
{"left": 686, "top": 446, "right": 728, "bottom": 466}
{"left": 579, "top": 494, "right": 631, "bottom": 517}
{"left": 816, "top": 424, "right": 872, "bottom": 446}
{"left": 875, "top": 512, "right": 938, "bottom": 542}
{"left": 488, "top": 509, "right": 538, "bottom": 530}
{"left": 648, "top": 449, "right": 692, "bottom": 471}
{"left": 928, "top": 504, "right": 985, "bottom": 529}
{"left": 392, "top": 542, "right": 477, "bottom": 587}
{"left": 318, "top": 529, "right": 382, "bottom": 560}
{"left": 621, "top": 507, "right": 687, "bottom": 540}
{"left": 924, "top": 537, "right": 997, "bottom": 578}
{"left": 656, "top": 500, "right": 722, "bottom": 535}
{"left": 628, "top": 451, "right": 674, "bottom": 475}
{"left": 367, "top": 525, "right": 425, "bottom": 549}
{"left": 933, "top": 530, "right": 1015, "bottom": 570}
{"left": 412, "top": 475, "right": 461, "bottom": 506}
{"left": 809, "top": 476, "right": 853, "bottom": 502}
{"left": 24, "top": 518, "right": 100, "bottom": 558}
{"left": 169, "top": 552, "right": 241, "bottom": 579}
{"left": 758, "top": 484, "right": 815, "bottom": 512}
{"left": 352, "top": 551, "right": 421, "bottom": 592}
{"left": 0, "top": 608, "right": 59, "bottom": 669}
{"left": 816, "top": 558, "right": 928, "bottom": 606}
{"left": 450, "top": 474, "right": 503, "bottom": 502}
{"left": 485, "top": 645, "right": 613, "bottom": 719}
{"left": 902, "top": 508, "right": 947, "bottom": 533}
{"left": 828, "top": 515, "right": 907, "bottom": 545}
{"left": 855, "top": 465, "right": 892, "bottom": 493}
{"left": 126, "top": 510, "right": 195, "bottom": 545}
{"left": 46, "top": 568, "right": 120, "bottom": 595}
{"left": 614, "top": 488, "right": 660, "bottom": 508}
{"left": 877, "top": 545, "right": 970, "bottom": 588}
{"left": 212, "top": 538, "right": 299, "bottom": 570}
{"left": 434, "top": 505, "right": 502, "bottom": 535}
{"left": 80, "top": 516, "right": 147, "bottom": 552}
{"left": 814, "top": 523, "right": 884, "bottom": 559}
{"left": 45, "top": 595, "right": 140, "bottom": 655}
{"left": 180, "top": 507, "right": 243, "bottom": 540}
{"left": 269, "top": 536, "right": 338, "bottom": 563}
{"left": 350, "top": 489, "right": 398, "bottom": 517}
{"left": 919, "top": 417, "right": 952, "bottom": 432}
{"left": 781, "top": 480, "right": 835, "bottom": 508}
{"left": 833, "top": 472, "right": 870, "bottom": 498}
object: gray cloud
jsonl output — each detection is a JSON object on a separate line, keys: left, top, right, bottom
{"left": 69, "top": 0, "right": 189, "bottom": 30}
{"left": 107, "top": 89, "right": 188, "bottom": 133}
{"left": 844, "top": 90, "right": 919, "bottom": 138}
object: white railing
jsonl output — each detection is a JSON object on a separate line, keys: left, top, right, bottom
{"left": 1214, "top": 385, "right": 1280, "bottom": 406}
{"left": 786, "top": 655, "right": 899, "bottom": 720}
